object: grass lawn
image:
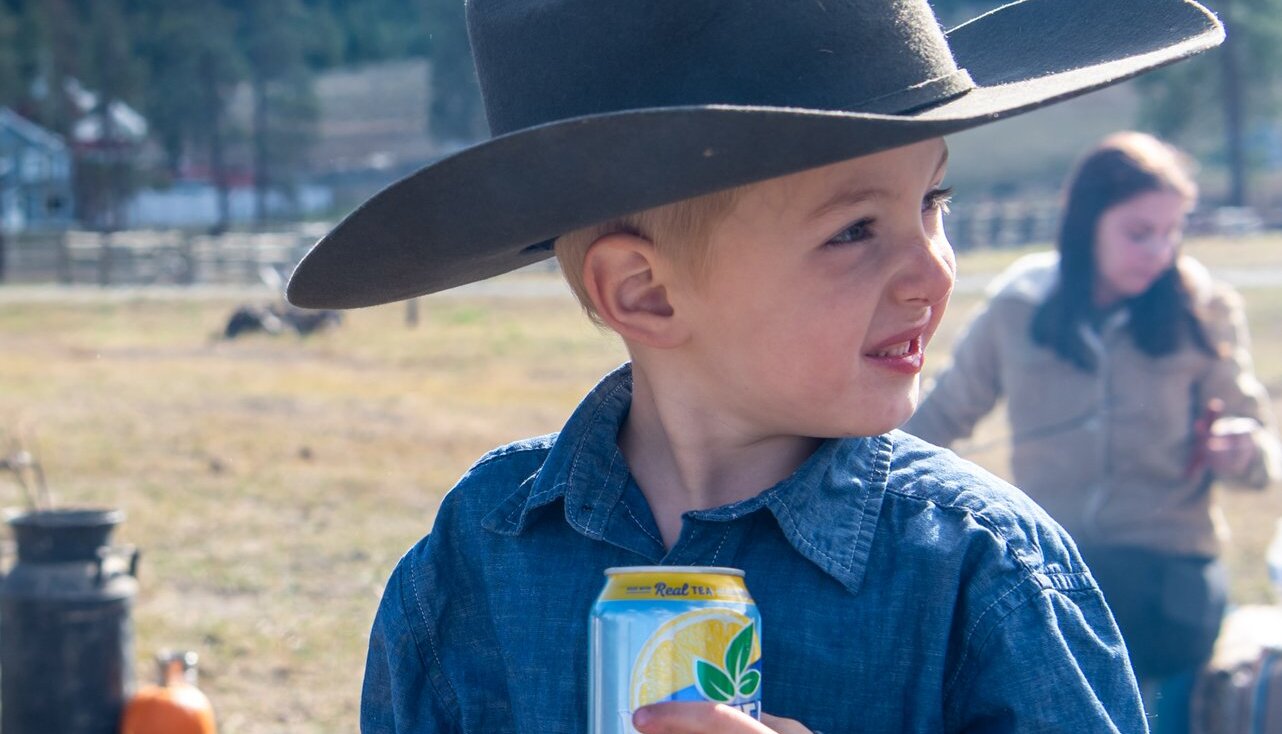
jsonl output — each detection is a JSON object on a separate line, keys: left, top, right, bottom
{"left": 0, "top": 234, "right": 1279, "bottom": 731}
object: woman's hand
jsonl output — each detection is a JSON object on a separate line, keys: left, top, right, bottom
{"left": 1206, "top": 416, "right": 1260, "bottom": 478}
{"left": 632, "top": 702, "right": 813, "bottom": 734}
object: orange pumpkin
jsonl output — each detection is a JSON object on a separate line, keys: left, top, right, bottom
{"left": 121, "top": 651, "right": 217, "bottom": 734}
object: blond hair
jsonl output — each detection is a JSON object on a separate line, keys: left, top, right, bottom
{"left": 554, "top": 187, "right": 742, "bottom": 322}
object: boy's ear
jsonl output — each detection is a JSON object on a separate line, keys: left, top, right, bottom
{"left": 582, "top": 233, "right": 689, "bottom": 348}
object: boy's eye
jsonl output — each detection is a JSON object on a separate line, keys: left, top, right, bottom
{"left": 827, "top": 218, "right": 875, "bottom": 246}
{"left": 923, "top": 186, "right": 953, "bottom": 215}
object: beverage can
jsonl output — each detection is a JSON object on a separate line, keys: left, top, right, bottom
{"left": 589, "top": 566, "right": 762, "bottom": 733}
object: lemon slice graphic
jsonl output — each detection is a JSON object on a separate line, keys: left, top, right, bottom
{"left": 629, "top": 608, "right": 761, "bottom": 710}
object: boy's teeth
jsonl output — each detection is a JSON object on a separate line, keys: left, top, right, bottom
{"left": 876, "top": 341, "right": 910, "bottom": 357}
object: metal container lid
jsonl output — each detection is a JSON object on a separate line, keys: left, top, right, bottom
{"left": 6, "top": 508, "right": 124, "bottom": 563}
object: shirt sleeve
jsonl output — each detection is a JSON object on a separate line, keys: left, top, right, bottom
{"left": 905, "top": 301, "right": 1007, "bottom": 448}
{"left": 362, "top": 551, "right": 460, "bottom": 734}
{"left": 1200, "top": 285, "right": 1282, "bottom": 489}
{"left": 944, "top": 577, "right": 1148, "bottom": 734}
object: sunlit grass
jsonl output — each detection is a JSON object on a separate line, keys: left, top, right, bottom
{"left": 951, "top": 233, "right": 1282, "bottom": 282}
{"left": 0, "top": 283, "right": 624, "bottom": 733}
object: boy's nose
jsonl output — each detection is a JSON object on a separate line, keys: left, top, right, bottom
{"left": 893, "top": 232, "right": 955, "bottom": 307}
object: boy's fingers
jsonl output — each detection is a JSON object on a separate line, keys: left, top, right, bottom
{"left": 761, "top": 713, "right": 814, "bottom": 734}
{"left": 633, "top": 702, "right": 778, "bottom": 733}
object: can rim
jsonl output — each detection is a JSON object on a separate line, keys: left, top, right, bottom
{"left": 603, "top": 565, "right": 744, "bottom": 577}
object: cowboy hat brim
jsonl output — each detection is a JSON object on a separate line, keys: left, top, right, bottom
{"left": 287, "top": 0, "right": 1222, "bottom": 309}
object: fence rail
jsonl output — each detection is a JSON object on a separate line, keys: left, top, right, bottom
{"left": 0, "top": 202, "right": 1271, "bottom": 287}
{"left": 0, "top": 229, "right": 320, "bottom": 287}
{"left": 946, "top": 199, "right": 1061, "bottom": 251}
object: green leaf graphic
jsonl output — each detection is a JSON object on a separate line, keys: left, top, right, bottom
{"left": 737, "top": 669, "right": 761, "bottom": 698}
{"left": 725, "top": 623, "right": 754, "bottom": 680}
{"left": 694, "top": 659, "right": 735, "bottom": 702}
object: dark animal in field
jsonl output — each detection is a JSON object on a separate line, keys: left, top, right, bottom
{"left": 223, "top": 304, "right": 341, "bottom": 339}
{"left": 280, "top": 307, "right": 342, "bottom": 336}
{"left": 223, "top": 304, "right": 284, "bottom": 339}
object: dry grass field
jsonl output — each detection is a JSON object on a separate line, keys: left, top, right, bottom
{"left": 0, "top": 234, "right": 1279, "bottom": 732}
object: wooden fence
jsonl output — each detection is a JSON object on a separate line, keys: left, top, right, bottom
{"left": 0, "top": 208, "right": 1057, "bottom": 288}
{"left": 0, "top": 201, "right": 1270, "bottom": 287}
{"left": 945, "top": 199, "right": 1061, "bottom": 251}
{"left": 0, "top": 229, "right": 322, "bottom": 287}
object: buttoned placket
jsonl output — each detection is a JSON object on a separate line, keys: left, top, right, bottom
{"left": 659, "top": 514, "right": 755, "bottom": 567}
{"left": 1078, "top": 312, "right": 1125, "bottom": 540}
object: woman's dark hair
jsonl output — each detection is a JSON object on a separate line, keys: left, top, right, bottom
{"left": 1031, "top": 132, "right": 1215, "bottom": 371}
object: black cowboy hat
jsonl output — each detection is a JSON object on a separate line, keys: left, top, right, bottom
{"left": 287, "top": 0, "right": 1222, "bottom": 309}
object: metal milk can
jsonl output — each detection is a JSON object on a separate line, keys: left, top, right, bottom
{"left": 0, "top": 508, "right": 139, "bottom": 734}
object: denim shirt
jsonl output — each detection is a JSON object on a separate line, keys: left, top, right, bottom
{"left": 362, "top": 364, "right": 1147, "bottom": 733}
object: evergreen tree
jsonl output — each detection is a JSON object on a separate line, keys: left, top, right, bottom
{"left": 76, "top": 0, "right": 145, "bottom": 229}
{"left": 420, "top": 0, "right": 483, "bottom": 144}
{"left": 0, "top": 0, "right": 525, "bottom": 228}
{"left": 133, "top": 0, "right": 245, "bottom": 230}
{"left": 0, "top": 4, "right": 21, "bottom": 106}
{"left": 21, "top": 0, "right": 82, "bottom": 137}
{"left": 305, "top": 0, "right": 427, "bottom": 65}
{"left": 230, "top": 0, "right": 319, "bottom": 222}
{"left": 1133, "top": 0, "right": 1282, "bottom": 205}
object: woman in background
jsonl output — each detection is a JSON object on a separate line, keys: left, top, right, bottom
{"left": 906, "top": 131, "right": 1281, "bottom": 733}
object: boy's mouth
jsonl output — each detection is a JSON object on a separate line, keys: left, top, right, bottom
{"left": 870, "top": 339, "right": 918, "bottom": 358}
{"left": 864, "top": 332, "right": 926, "bottom": 374}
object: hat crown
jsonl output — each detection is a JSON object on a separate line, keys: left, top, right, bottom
{"left": 467, "top": 0, "right": 965, "bottom": 136}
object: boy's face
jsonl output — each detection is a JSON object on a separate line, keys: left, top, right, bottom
{"left": 669, "top": 138, "right": 955, "bottom": 438}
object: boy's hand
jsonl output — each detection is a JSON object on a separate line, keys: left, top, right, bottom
{"left": 633, "top": 702, "right": 813, "bottom": 734}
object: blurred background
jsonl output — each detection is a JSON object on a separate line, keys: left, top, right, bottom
{"left": 0, "top": 0, "right": 1277, "bottom": 264}
{"left": 0, "top": 1, "right": 1280, "bottom": 732}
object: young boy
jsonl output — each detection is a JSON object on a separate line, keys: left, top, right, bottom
{"left": 286, "top": 1, "right": 1225, "bottom": 731}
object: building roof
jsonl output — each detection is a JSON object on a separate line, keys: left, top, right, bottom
{"left": 0, "top": 107, "right": 69, "bottom": 154}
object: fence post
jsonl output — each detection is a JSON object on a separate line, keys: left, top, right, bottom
{"left": 213, "top": 233, "right": 226, "bottom": 284}
{"left": 97, "top": 232, "right": 112, "bottom": 287}
{"left": 180, "top": 232, "right": 196, "bottom": 285}
{"left": 245, "top": 234, "right": 259, "bottom": 285}
{"left": 56, "top": 231, "right": 72, "bottom": 284}
{"left": 406, "top": 298, "right": 419, "bottom": 328}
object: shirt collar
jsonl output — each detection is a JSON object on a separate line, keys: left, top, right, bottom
{"left": 482, "top": 363, "right": 891, "bottom": 594}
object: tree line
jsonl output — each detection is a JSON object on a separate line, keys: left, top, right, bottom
{"left": 1, "top": 0, "right": 1277, "bottom": 232}
{"left": 0, "top": 0, "right": 484, "bottom": 230}
{"left": 935, "top": 0, "right": 1282, "bottom": 207}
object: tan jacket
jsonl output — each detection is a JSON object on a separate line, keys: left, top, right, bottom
{"left": 906, "top": 252, "right": 1281, "bottom": 557}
